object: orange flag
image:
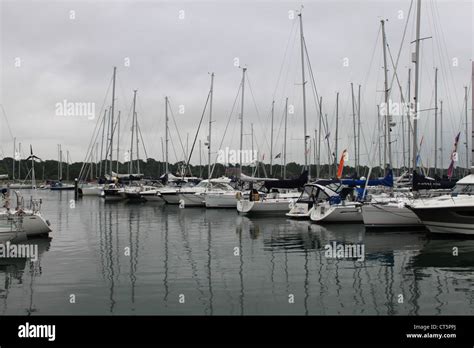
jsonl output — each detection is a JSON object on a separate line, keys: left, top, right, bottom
{"left": 337, "top": 149, "right": 347, "bottom": 179}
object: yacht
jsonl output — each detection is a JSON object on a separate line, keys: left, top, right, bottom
{"left": 237, "top": 189, "right": 300, "bottom": 216}
{"left": 406, "top": 174, "right": 474, "bottom": 235}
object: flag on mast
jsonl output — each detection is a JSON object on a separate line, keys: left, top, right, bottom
{"left": 337, "top": 149, "right": 347, "bottom": 179}
{"left": 447, "top": 132, "right": 461, "bottom": 179}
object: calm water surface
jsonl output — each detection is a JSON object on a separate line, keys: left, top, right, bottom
{"left": 1, "top": 190, "right": 473, "bottom": 315}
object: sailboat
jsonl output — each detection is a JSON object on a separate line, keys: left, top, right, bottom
{"left": 406, "top": 62, "right": 474, "bottom": 235}
{"left": 0, "top": 146, "right": 52, "bottom": 237}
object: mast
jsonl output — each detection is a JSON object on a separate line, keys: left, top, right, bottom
{"left": 99, "top": 109, "right": 107, "bottom": 178}
{"left": 199, "top": 139, "right": 202, "bottom": 177}
{"left": 130, "top": 90, "right": 137, "bottom": 174}
{"left": 465, "top": 86, "right": 469, "bottom": 175}
{"left": 116, "top": 111, "right": 121, "bottom": 174}
{"left": 412, "top": 0, "right": 421, "bottom": 171}
{"left": 377, "top": 105, "right": 382, "bottom": 169}
{"left": 12, "top": 137, "right": 15, "bottom": 180}
{"left": 66, "top": 150, "right": 69, "bottom": 182}
{"left": 136, "top": 99, "right": 140, "bottom": 175}
{"left": 298, "top": 11, "right": 308, "bottom": 173}
{"left": 284, "top": 97, "right": 288, "bottom": 179}
{"left": 251, "top": 123, "right": 254, "bottom": 175}
{"left": 317, "top": 96, "right": 322, "bottom": 178}
{"left": 440, "top": 100, "right": 443, "bottom": 175}
{"left": 270, "top": 100, "right": 274, "bottom": 176}
{"left": 471, "top": 61, "right": 474, "bottom": 173}
{"left": 239, "top": 67, "right": 247, "bottom": 171}
{"left": 109, "top": 66, "right": 116, "bottom": 178}
{"left": 334, "top": 92, "right": 339, "bottom": 175}
{"left": 18, "top": 142, "right": 21, "bottom": 180}
{"left": 357, "top": 84, "right": 361, "bottom": 172}
{"left": 434, "top": 68, "right": 438, "bottom": 175}
{"left": 407, "top": 69, "right": 411, "bottom": 172}
{"left": 351, "top": 83, "right": 357, "bottom": 173}
{"left": 165, "top": 96, "right": 169, "bottom": 174}
{"left": 208, "top": 73, "right": 214, "bottom": 179}
{"left": 56, "top": 145, "right": 59, "bottom": 180}
{"left": 381, "top": 19, "right": 392, "bottom": 171}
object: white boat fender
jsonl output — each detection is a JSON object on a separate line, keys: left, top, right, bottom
{"left": 179, "top": 199, "right": 185, "bottom": 209}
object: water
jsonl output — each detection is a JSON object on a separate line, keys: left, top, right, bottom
{"left": 1, "top": 190, "right": 473, "bottom": 315}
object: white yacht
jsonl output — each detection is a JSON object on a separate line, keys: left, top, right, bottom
{"left": 406, "top": 174, "right": 474, "bottom": 235}
{"left": 237, "top": 189, "right": 300, "bottom": 216}
{"left": 179, "top": 179, "right": 234, "bottom": 207}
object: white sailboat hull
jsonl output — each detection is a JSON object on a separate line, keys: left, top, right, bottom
{"left": 286, "top": 203, "right": 313, "bottom": 219}
{"left": 310, "top": 203, "right": 363, "bottom": 223}
{"left": 205, "top": 193, "right": 237, "bottom": 208}
{"left": 177, "top": 193, "right": 205, "bottom": 207}
{"left": 237, "top": 199, "right": 292, "bottom": 215}
{"left": 362, "top": 203, "right": 422, "bottom": 228}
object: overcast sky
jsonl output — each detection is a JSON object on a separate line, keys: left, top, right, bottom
{"left": 0, "top": 0, "right": 472, "bottom": 170}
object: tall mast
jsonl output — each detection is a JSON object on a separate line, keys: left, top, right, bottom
{"left": 298, "top": 11, "right": 308, "bottom": 172}
{"left": 109, "top": 66, "right": 116, "bottom": 178}
{"left": 251, "top": 123, "right": 254, "bottom": 175}
{"left": 284, "top": 97, "right": 288, "bottom": 179}
{"left": 12, "top": 137, "right": 15, "bottom": 180}
{"left": 208, "top": 73, "right": 214, "bottom": 179}
{"left": 99, "top": 109, "right": 107, "bottom": 178}
{"left": 116, "top": 111, "right": 121, "bottom": 174}
{"left": 66, "top": 150, "right": 69, "bottom": 181}
{"left": 199, "top": 139, "right": 202, "bottom": 177}
{"left": 317, "top": 96, "right": 322, "bottom": 178}
{"left": 407, "top": 69, "right": 411, "bottom": 172}
{"left": 165, "top": 96, "right": 169, "bottom": 174}
{"left": 440, "top": 100, "right": 443, "bottom": 175}
{"left": 270, "top": 100, "right": 275, "bottom": 176}
{"left": 18, "top": 142, "right": 21, "bottom": 180}
{"left": 412, "top": 0, "right": 422, "bottom": 171}
{"left": 130, "top": 90, "right": 137, "bottom": 174}
{"left": 357, "top": 84, "right": 361, "bottom": 172}
{"left": 351, "top": 83, "right": 357, "bottom": 173}
{"left": 471, "top": 61, "right": 474, "bottom": 173}
{"left": 377, "top": 105, "right": 382, "bottom": 169}
{"left": 434, "top": 68, "right": 438, "bottom": 175}
{"left": 381, "top": 19, "right": 392, "bottom": 171}
{"left": 334, "top": 92, "right": 339, "bottom": 175}
{"left": 465, "top": 86, "right": 469, "bottom": 175}
{"left": 239, "top": 67, "right": 247, "bottom": 171}
{"left": 136, "top": 96, "right": 140, "bottom": 175}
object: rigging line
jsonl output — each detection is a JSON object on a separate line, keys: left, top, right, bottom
{"left": 183, "top": 90, "right": 211, "bottom": 178}
{"left": 78, "top": 74, "right": 113, "bottom": 180}
{"left": 167, "top": 97, "right": 188, "bottom": 162}
{"left": 361, "top": 26, "right": 382, "bottom": 96}
{"left": 168, "top": 127, "right": 180, "bottom": 164}
{"left": 0, "top": 105, "right": 14, "bottom": 140}
{"left": 432, "top": 0, "right": 463, "bottom": 123}
{"left": 271, "top": 18, "right": 298, "bottom": 102}
{"left": 303, "top": 37, "right": 320, "bottom": 110}
{"left": 388, "top": 0, "right": 414, "bottom": 94}
{"left": 136, "top": 122, "right": 149, "bottom": 161}
{"left": 210, "top": 82, "right": 242, "bottom": 178}
{"left": 246, "top": 73, "right": 272, "bottom": 154}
